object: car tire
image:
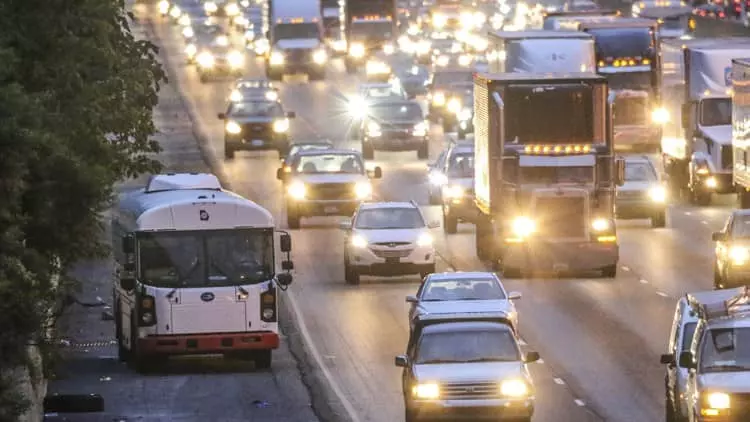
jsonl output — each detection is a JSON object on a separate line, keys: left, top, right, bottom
{"left": 287, "top": 205, "right": 301, "bottom": 229}
{"left": 224, "top": 145, "right": 235, "bottom": 159}
{"left": 254, "top": 350, "right": 272, "bottom": 369}
{"left": 651, "top": 210, "right": 666, "bottom": 228}
{"left": 363, "top": 142, "right": 374, "bottom": 160}
{"left": 601, "top": 264, "right": 617, "bottom": 278}
{"left": 344, "top": 260, "right": 360, "bottom": 285}
{"left": 417, "top": 143, "right": 428, "bottom": 160}
{"left": 443, "top": 210, "right": 458, "bottom": 234}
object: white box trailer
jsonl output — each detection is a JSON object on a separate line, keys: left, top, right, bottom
{"left": 731, "top": 58, "right": 750, "bottom": 207}
{"left": 487, "top": 30, "right": 596, "bottom": 74}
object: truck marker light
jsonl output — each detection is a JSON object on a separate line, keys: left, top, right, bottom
{"left": 597, "top": 236, "right": 617, "bottom": 243}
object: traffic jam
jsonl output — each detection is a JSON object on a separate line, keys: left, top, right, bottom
{"left": 96, "top": 0, "right": 750, "bottom": 420}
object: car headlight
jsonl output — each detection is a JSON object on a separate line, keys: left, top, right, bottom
{"left": 158, "top": 0, "right": 170, "bottom": 14}
{"left": 706, "top": 392, "right": 730, "bottom": 409}
{"left": 204, "top": 1, "right": 218, "bottom": 13}
{"left": 436, "top": 55, "right": 449, "bottom": 67}
{"left": 351, "top": 234, "right": 368, "bottom": 248}
{"left": 225, "top": 120, "right": 242, "bottom": 134}
{"left": 228, "top": 51, "right": 245, "bottom": 68}
{"left": 197, "top": 52, "right": 214, "bottom": 68}
{"left": 447, "top": 98, "right": 461, "bottom": 113}
{"left": 730, "top": 246, "right": 749, "bottom": 265}
{"left": 413, "top": 383, "right": 440, "bottom": 399}
{"left": 354, "top": 182, "right": 372, "bottom": 199}
{"left": 432, "top": 92, "right": 445, "bottom": 106}
{"left": 413, "top": 121, "right": 427, "bottom": 136}
{"left": 265, "top": 90, "right": 278, "bottom": 101}
{"left": 500, "top": 379, "right": 529, "bottom": 397}
{"left": 225, "top": 2, "right": 240, "bottom": 16}
{"left": 270, "top": 51, "right": 285, "bottom": 65}
{"left": 458, "top": 54, "right": 472, "bottom": 67}
{"left": 458, "top": 108, "right": 472, "bottom": 121}
{"left": 349, "top": 42, "right": 365, "bottom": 58}
{"left": 170, "top": 5, "right": 182, "bottom": 18}
{"left": 185, "top": 43, "right": 197, "bottom": 57}
{"left": 460, "top": 11, "right": 474, "bottom": 27}
{"left": 433, "top": 14, "right": 447, "bottom": 27}
{"left": 178, "top": 15, "right": 191, "bottom": 26}
{"left": 592, "top": 218, "right": 610, "bottom": 232}
{"left": 287, "top": 181, "right": 306, "bottom": 199}
{"left": 428, "top": 171, "right": 448, "bottom": 186}
{"left": 312, "top": 49, "right": 327, "bottom": 64}
{"left": 444, "top": 185, "right": 464, "bottom": 199}
{"left": 417, "top": 232, "right": 434, "bottom": 247}
{"left": 511, "top": 216, "right": 535, "bottom": 238}
{"left": 383, "top": 43, "right": 395, "bottom": 55}
{"left": 367, "top": 121, "right": 381, "bottom": 135}
{"left": 182, "top": 26, "right": 194, "bottom": 38}
{"left": 648, "top": 186, "right": 667, "bottom": 202}
{"left": 349, "top": 96, "right": 368, "bottom": 118}
{"left": 651, "top": 107, "right": 670, "bottom": 124}
{"left": 229, "top": 90, "right": 243, "bottom": 102}
{"left": 332, "top": 39, "right": 347, "bottom": 52}
{"left": 705, "top": 176, "right": 718, "bottom": 188}
{"left": 273, "top": 118, "right": 290, "bottom": 133}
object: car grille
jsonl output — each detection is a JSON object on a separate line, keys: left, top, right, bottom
{"left": 728, "top": 393, "right": 750, "bottom": 421}
{"left": 614, "top": 96, "right": 648, "bottom": 126}
{"left": 616, "top": 190, "right": 646, "bottom": 200}
{"left": 441, "top": 382, "right": 500, "bottom": 400}
{"left": 534, "top": 196, "right": 586, "bottom": 238}
{"left": 242, "top": 123, "right": 272, "bottom": 138}
{"left": 286, "top": 48, "right": 311, "bottom": 63}
{"left": 306, "top": 183, "right": 356, "bottom": 200}
{"left": 369, "top": 247, "right": 413, "bottom": 258}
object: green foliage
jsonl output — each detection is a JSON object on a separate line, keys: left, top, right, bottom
{"left": 0, "top": 0, "right": 167, "bottom": 416}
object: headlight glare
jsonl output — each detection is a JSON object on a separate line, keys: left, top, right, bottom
{"left": 265, "top": 90, "right": 278, "bottom": 101}
{"left": 458, "top": 108, "right": 472, "bottom": 120}
{"left": 228, "top": 51, "right": 245, "bottom": 68}
{"left": 429, "top": 171, "right": 448, "bottom": 186}
{"left": 182, "top": 26, "right": 194, "bottom": 38}
{"left": 351, "top": 234, "right": 368, "bottom": 248}
{"left": 354, "top": 182, "right": 372, "bottom": 199}
{"left": 225, "top": 3, "right": 240, "bottom": 16}
{"left": 229, "top": 90, "right": 242, "bottom": 102}
{"left": 367, "top": 121, "right": 381, "bottom": 135}
{"left": 444, "top": 185, "right": 464, "bottom": 199}
{"left": 707, "top": 392, "right": 730, "bottom": 409}
{"left": 447, "top": 98, "right": 461, "bottom": 113}
{"left": 511, "top": 216, "right": 535, "bottom": 238}
{"left": 197, "top": 52, "right": 214, "bottom": 68}
{"left": 273, "top": 118, "right": 290, "bottom": 133}
{"left": 225, "top": 121, "right": 242, "bottom": 134}
{"left": 417, "top": 232, "right": 434, "bottom": 247}
{"left": 349, "top": 43, "right": 365, "bottom": 58}
{"left": 648, "top": 186, "right": 667, "bottom": 202}
{"left": 178, "top": 15, "right": 191, "bottom": 26}
{"left": 432, "top": 92, "right": 445, "bottom": 105}
{"left": 270, "top": 51, "right": 284, "bottom": 65}
{"left": 413, "top": 383, "right": 440, "bottom": 399}
{"left": 729, "top": 246, "right": 749, "bottom": 264}
{"left": 500, "top": 379, "right": 529, "bottom": 397}
{"left": 204, "top": 1, "right": 218, "bottom": 13}
{"left": 413, "top": 121, "right": 427, "bottom": 135}
{"left": 592, "top": 218, "right": 610, "bottom": 232}
{"left": 158, "top": 0, "right": 170, "bottom": 14}
{"left": 313, "top": 49, "right": 328, "bottom": 64}
{"left": 383, "top": 43, "right": 395, "bottom": 55}
{"left": 287, "top": 182, "right": 306, "bottom": 199}
{"left": 651, "top": 107, "right": 670, "bottom": 124}
{"left": 185, "top": 43, "right": 197, "bottom": 57}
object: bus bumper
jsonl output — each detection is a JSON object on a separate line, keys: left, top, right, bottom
{"left": 138, "top": 331, "right": 279, "bottom": 355}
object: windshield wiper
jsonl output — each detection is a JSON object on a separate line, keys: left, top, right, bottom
{"left": 462, "top": 357, "right": 516, "bottom": 363}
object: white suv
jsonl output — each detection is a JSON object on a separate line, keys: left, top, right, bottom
{"left": 340, "top": 201, "right": 438, "bottom": 285}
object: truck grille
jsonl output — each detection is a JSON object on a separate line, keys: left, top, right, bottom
{"left": 534, "top": 196, "right": 586, "bottom": 238}
{"left": 306, "top": 183, "right": 356, "bottom": 200}
{"left": 286, "top": 48, "right": 311, "bottom": 63}
{"left": 370, "top": 248, "right": 413, "bottom": 258}
{"left": 614, "top": 96, "right": 648, "bottom": 126}
{"left": 242, "top": 123, "right": 272, "bottom": 138}
{"left": 441, "top": 382, "right": 500, "bottom": 400}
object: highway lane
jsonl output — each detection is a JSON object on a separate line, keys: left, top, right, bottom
{"left": 147, "top": 5, "right": 749, "bottom": 422}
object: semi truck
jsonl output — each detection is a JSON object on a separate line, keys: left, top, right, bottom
{"left": 264, "top": 0, "right": 328, "bottom": 81}
{"left": 732, "top": 58, "right": 750, "bottom": 208}
{"left": 487, "top": 30, "right": 596, "bottom": 74}
{"left": 321, "top": 0, "right": 340, "bottom": 39}
{"left": 636, "top": 6, "right": 695, "bottom": 40}
{"left": 472, "top": 73, "right": 624, "bottom": 278}
{"left": 661, "top": 38, "right": 750, "bottom": 205}
{"left": 340, "top": 0, "right": 397, "bottom": 73}
{"left": 560, "top": 17, "right": 664, "bottom": 152}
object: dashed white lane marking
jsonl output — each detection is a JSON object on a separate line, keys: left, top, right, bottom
{"left": 702, "top": 220, "right": 709, "bottom": 225}
{"left": 553, "top": 378, "right": 565, "bottom": 385}
{"left": 574, "top": 399, "right": 586, "bottom": 407}
{"left": 656, "top": 291, "right": 669, "bottom": 298}
{"left": 621, "top": 266, "right": 630, "bottom": 271}
{"left": 639, "top": 279, "right": 649, "bottom": 284}
{"left": 684, "top": 211, "right": 692, "bottom": 216}
{"left": 537, "top": 359, "right": 545, "bottom": 364}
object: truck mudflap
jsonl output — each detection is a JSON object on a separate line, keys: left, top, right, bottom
{"left": 501, "top": 240, "right": 618, "bottom": 274}
{"left": 614, "top": 125, "right": 661, "bottom": 152}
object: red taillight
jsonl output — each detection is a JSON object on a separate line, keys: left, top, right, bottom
{"left": 720, "top": 12, "right": 726, "bottom": 17}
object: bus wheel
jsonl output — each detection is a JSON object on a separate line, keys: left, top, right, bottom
{"left": 255, "top": 350, "right": 272, "bottom": 369}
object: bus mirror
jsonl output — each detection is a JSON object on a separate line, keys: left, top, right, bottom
{"left": 277, "top": 272, "right": 293, "bottom": 285}
{"left": 281, "top": 260, "right": 294, "bottom": 271}
{"left": 280, "top": 233, "right": 292, "bottom": 252}
{"left": 44, "top": 393, "right": 104, "bottom": 413}
{"left": 122, "top": 235, "right": 135, "bottom": 254}
{"left": 120, "top": 277, "right": 136, "bottom": 291}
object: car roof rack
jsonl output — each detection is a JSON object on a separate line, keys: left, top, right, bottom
{"left": 687, "top": 286, "right": 750, "bottom": 321}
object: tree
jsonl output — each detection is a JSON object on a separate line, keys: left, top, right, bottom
{"left": 0, "top": 0, "right": 166, "bottom": 416}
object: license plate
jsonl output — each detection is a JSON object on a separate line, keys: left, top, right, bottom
{"left": 251, "top": 139, "right": 264, "bottom": 146}
{"left": 324, "top": 206, "right": 339, "bottom": 213}
{"left": 553, "top": 263, "right": 569, "bottom": 272}
{"left": 386, "top": 257, "right": 400, "bottom": 264}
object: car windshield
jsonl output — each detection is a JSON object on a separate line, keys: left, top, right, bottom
{"left": 731, "top": 215, "right": 750, "bottom": 237}
{"left": 433, "top": 71, "right": 474, "bottom": 87}
{"left": 625, "top": 161, "right": 657, "bottom": 181}
{"left": 273, "top": 22, "right": 320, "bottom": 40}
{"left": 682, "top": 322, "right": 697, "bottom": 351}
{"left": 365, "top": 86, "right": 402, "bottom": 98}
{"left": 700, "top": 98, "right": 732, "bottom": 126}
{"left": 447, "top": 152, "right": 474, "bottom": 177}
{"left": 138, "top": 229, "right": 274, "bottom": 287}
{"left": 699, "top": 327, "right": 750, "bottom": 372}
{"left": 294, "top": 153, "right": 364, "bottom": 174}
{"left": 229, "top": 101, "right": 284, "bottom": 118}
{"left": 355, "top": 207, "right": 425, "bottom": 229}
{"left": 422, "top": 278, "right": 506, "bottom": 301}
{"left": 369, "top": 103, "right": 423, "bottom": 121}
{"left": 289, "top": 144, "right": 332, "bottom": 156}
{"left": 416, "top": 329, "right": 520, "bottom": 364}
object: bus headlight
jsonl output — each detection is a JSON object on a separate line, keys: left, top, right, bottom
{"left": 288, "top": 181, "right": 306, "bottom": 199}
{"left": 185, "top": 43, "right": 197, "bottom": 57}
{"left": 262, "top": 308, "right": 275, "bottom": 320}
{"left": 706, "top": 392, "right": 730, "bottom": 410}
{"left": 413, "top": 121, "right": 427, "bottom": 136}
{"left": 413, "top": 383, "right": 440, "bottom": 399}
{"left": 230, "top": 90, "right": 243, "bottom": 102}
{"left": 366, "top": 121, "right": 381, "bottom": 136}
{"left": 225, "top": 2, "right": 240, "bottom": 16}
{"left": 270, "top": 51, "right": 285, "bottom": 65}
{"left": 354, "top": 182, "right": 372, "bottom": 199}
{"left": 417, "top": 232, "right": 434, "bottom": 246}
{"left": 182, "top": 26, "right": 194, "bottom": 38}
{"left": 204, "top": 1, "right": 218, "bottom": 13}
{"left": 158, "top": 0, "right": 170, "bottom": 15}
{"left": 197, "top": 52, "right": 214, "bottom": 68}
{"left": 432, "top": 92, "right": 445, "bottom": 106}
{"left": 730, "top": 247, "right": 749, "bottom": 265}
{"left": 228, "top": 51, "right": 245, "bottom": 68}
{"left": 351, "top": 234, "right": 368, "bottom": 248}
{"left": 312, "top": 49, "right": 328, "bottom": 64}
{"left": 648, "top": 186, "right": 667, "bottom": 202}
{"left": 500, "top": 379, "right": 529, "bottom": 397}
{"left": 651, "top": 107, "right": 670, "bottom": 124}
{"left": 447, "top": 98, "right": 461, "bottom": 113}
{"left": 511, "top": 216, "right": 535, "bottom": 237}
{"left": 349, "top": 42, "right": 365, "bottom": 58}
{"left": 225, "top": 121, "right": 242, "bottom": 134}
{"left": 444, "top": 185, "right": 464, "bottom": 199}
{"left": 273, "top": 118, "right": 290, "bottom": 133}
{"left": 592, "top": 218, "right": 610, "bottom": 232}
{"left": 141, "top": 312, "right": 154, "bottom": 325}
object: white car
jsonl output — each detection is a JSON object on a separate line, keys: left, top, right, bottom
{"left": 340, "top": 201, "right": 438, "bottom": 285}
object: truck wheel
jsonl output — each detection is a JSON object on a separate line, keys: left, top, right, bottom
{"left": 286, "top": 205, "right": 301, "bottom": 229}
{"left": 224, "top": 145, "right": 235, "bottom": 159}
{"left": 417, "top": 143, "right": 428, "bottom": 159}
{"left": 344, "top": 260, "right": 360, "bottom": 285}
{"left": 691, "top": 189, "right": 711, "bottom": 206}
{"left": 443, "top": 210, "right": 458, "bottom": 234}
{"left": 254, "top": 350, "right": 272, "bottom": 369}
{"left": 128, "top": 315, "right": 161, "bottom": 373}
{"left": 267, "top": 69, "right": 283, "bottom": 81}
{"left": 651, "top": 210, "right": 666, "bottom": 228}
{"left": 362, "top": 143, "right": 374, "bottom": 160}
{"left": 601, "top": 264, "right": 617, "bottom": 278}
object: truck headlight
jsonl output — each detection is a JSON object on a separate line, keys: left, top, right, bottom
{"left": 706, "top": 392, "right": 730, "bottom": 409}
{"left": 417, "top": 232, "right": 434, "bottom": 246}
{"left": 225, "top": 120, "right": 242, "bottom": 134}
{"left": 312, "top": 49, "right": 328, "bottom": 64}
{"left": 351, "top": 234, "right": 368, "bottom": 248}
{"left": 273, "top": 118, "right": 290, "bottom": 133}
{"left": 383, "top": 43, "right": 395, "bottom": 55}
{"left": 182, "top": 26, "right": 194, "bottom": 38}
{"left": 228, "top": 51, "right": 245, "bottom": 68}
{"left": 473, "top": 11, "right": 487, "bottom": 26}
{"left": 432, "top": 92, "right": 445, "bottom": 106}
{"left": 158, "top": 0, "right": 170, "bottom": 15}
{"left": 287, "top": 181, "right": 306, "bottom": 199}
{"left": 225, "top": 2, "right": 240, "bottom": 16}
{"left": 178, "top": 15, "right": 191, "bottom": 26}
{"left": 265, "top": 90, "right": 278, "bottom": 101}
{"left": 204, "top": 1, "right": 218, "bottom": 13}
{"left": 433, "top": 14, "right": 447, "bottom": 28}
{"left": 511, "top": 217, "right": 535, "bottom": 237}
{"left": 651, "top": 107, "right": 670, "bottom": 124}
{"left": 270, "top": 51, "right": 285, "bottom": 65}
{"left": 730, "top": 247, "right": 749, "bottom": 265}
{"left": 458, "top": 54, "right": 472, "bottom": 67}
{"left": 458, "top": 108, "right": 472, "bottom": 121}
{"left": 413, "top": 121, "right": 427, "bottom": 136}
{"left": 354, "top": 182, "right": 372, "bottom": 199}
{"left": 428, "top": 171, "right": 448, "bottom": 186}
{"left": 592, "top": 218, "right": 610, "bottom": 232}
{"left": 349, "top": 43, "right": 365, "bottom": 58}
{"left": 185, "top": 43, "right": 197, "bottom": 57}
{"left": 230, "top": 90, "right": 243, "bottom": 102}
{"left": 648, "top": 186, "right": 667, "bottom": 202}
{"left": 500, "top": 379, "right": 529, "bottom": 397}
{"left": 366, "top": 121, "right": 381, "bottom": 136}
{"left": 444, "top": 185, "right": 464, "bottom": 199}
{"left": 413, "top": 383, "right": 440, "bottom": 399}
{"left": 197, "top": 52, "right": 214, "bottom": 68}
{"left": 447, "top": 98, "right": 461, "bottom": 113}
{"left": 169, "top": 5, "right": 182, "bottom": 18}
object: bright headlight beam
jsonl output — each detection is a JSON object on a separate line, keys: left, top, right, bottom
{"left": 511, "top": 217, "right": 535, "bottom": 237}
{"left": 351, "top": 234, "right": 368, "bottom": 248}
{"left": 354, "top": 182, "right": 372, "bottom": 199}
{"left": 417, "top": 232, "right": 434, "bottom": 246}
{"left": 225, "top": 121, "right": 242, "bottom": 134}
{"left": 648, "top": 186, "right": 667, "bottom": 202}
{"left": 444, "top": 185, "right": 464, "bottom": 199}
{"left": 413, "top": 383, "right": 439, "bottom": 399}
{"left": 500, "top": 379, "right": 528, "bottom": 397}
{"left": 592, "top": 218, "right": 610, "bottom": 232}
{"left": 707, "top": 392, "right": 730, "bottom": 409}
{"left": 287, "top": 182, "right": 306, "bottom": 199}
{"left": 651, "top": 107, "right": 670, "bottom": 124}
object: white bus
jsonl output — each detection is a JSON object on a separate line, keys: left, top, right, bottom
{"left": 111, "top": 173, "right": 293, "bottom": 371}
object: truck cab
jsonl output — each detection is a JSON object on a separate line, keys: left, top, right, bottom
{"left": 265, "top": 0, "right": 328, "bottom": 81}
{"left": 341, "top": 0, "right": 397, "bottom": 73}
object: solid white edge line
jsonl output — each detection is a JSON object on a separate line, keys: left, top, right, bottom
{"left": 286, "top": 290, "right": 363, "bottom": 422}
{"left": 553, "top": 378, "right": 565, "bottom": 385}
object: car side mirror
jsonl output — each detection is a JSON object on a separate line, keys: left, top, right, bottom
{"left": 395, "top": 354, "right": 409, "bottom": 367}
{"left": 281, "top": 260, "right": 294, "bottom": 271}
{"left": 615, "top": 157, "right": 625, "bottom": 187}
{"left": 427, "top": 220, "right": 440, "bottom": 229}
{"left": 508, "top": 291, "right": 522, "bottom": 300}
{"left": 678, "top": 351, "right": 696, "bottom": 369}
{"left": 217, "top": 112, "right": 226, "bottom": 120}
{"left": 681, "top": 102, "right": 691, "bottom": 130}
{"left": 44, "top": 394, "right": 104, "bottom": 414}
{"left": 523, "top": 351, "right": 540, "bottom": 363}
{"left": 406, "top": 295, "right": 418, "bottom": 303}
{"left": 712, "top": 232, "right": 727, "bottom": 242}
{"left": 339, "top": 220, "right": 352, "bottom": 230}
{"left": 286, "top": 111, "right": 296, "bottom": 118}
{"left": 280, "top": 233, "right": 292, "bottom": 252}
{"left": 368, "top": 166, "right": 382, "bottom": 179}
{"left": 660, "top": 353, "right": 675, "bottom": 365}
{"left": 122, "top": 235, "right": 135, "bottom": 254}
{"left": 277, "top": 272, "right": 293, "bottom": 285}
{"left": 276, "top": 167, "right": 287, "bottom": 181}
{"left": 120, "top": 277, "right": 136, "bottom": 291}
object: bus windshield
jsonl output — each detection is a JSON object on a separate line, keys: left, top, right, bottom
{"left": 587, "top": 27, "right": 654, "bottom": 58}
{"left": 138, "top": 229, "right": 274, "bottom": 287}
